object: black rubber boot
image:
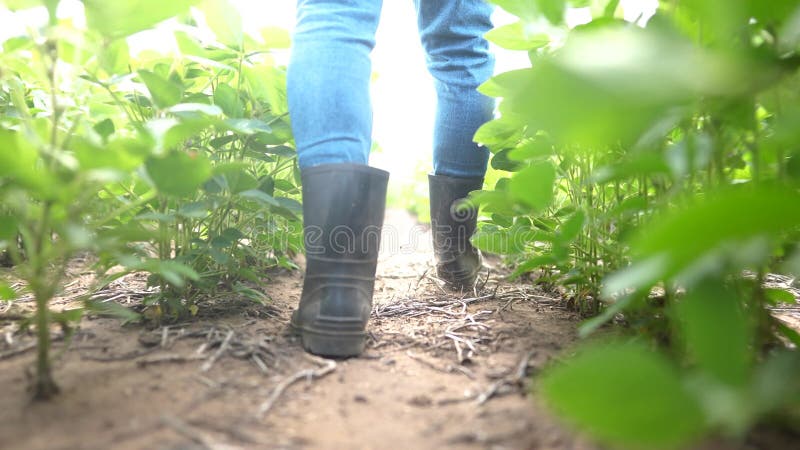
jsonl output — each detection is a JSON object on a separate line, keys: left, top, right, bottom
{"left": 429, "top": 173, "right": 483, "bottom": 290}
{"left": 291, "top": 163, "right": 388, "bottom": 357}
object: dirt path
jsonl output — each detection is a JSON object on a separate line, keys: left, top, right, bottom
{"left": 0, "top": 210, "right": 592, "bottom": 450}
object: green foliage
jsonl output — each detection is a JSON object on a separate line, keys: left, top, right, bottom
{"left": 541, "top": 341, "right": 706, "bottom": 448}
{"left": 83, "top": 0, "right": 202, "bottom": 38}
{"left": 0, "top": 0, "right": 300, "bottom": 397}
{"left": 478, "top": 0, "right": 800, "bottom": 446}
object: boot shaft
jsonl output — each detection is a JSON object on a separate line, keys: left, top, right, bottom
{"left": 428, "top": 173, "right": 483, "bottom": 261}
{"left": 294, "top": 163, "right": 389, "bottom": 357}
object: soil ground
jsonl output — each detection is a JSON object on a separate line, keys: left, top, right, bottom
{"left": 1, "top": 210, "right": 798, "bottom": 450}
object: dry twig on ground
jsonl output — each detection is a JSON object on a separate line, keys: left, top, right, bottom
{"left": 257, "top": 355, "right": 337, "bottom": 418}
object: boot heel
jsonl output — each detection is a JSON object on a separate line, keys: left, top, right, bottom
{"left": 301, "top": 331, "right": 366, "bottom": 357}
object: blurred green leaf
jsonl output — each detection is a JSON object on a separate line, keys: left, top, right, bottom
{"left": 628, "top": 186, "right": 800, "bottom": 287}
{"left": 541, "top": 340, "right": 705, "bottom": 449}
{"left": 0, "top": 282, "right": 16, "bottom": 301}
{"left": 138, "top": 70, "right": 184, "bottom": 109}
{"left": 509, "top": 161, "right": 556, "bottom": 211}
{"left": 493, "top": 26, "right": 762, "bottom": 146}
{"left": 509, "top": 254, "right": 559, "bottom": 279}
{"left": 473, "top": 116, "right": 525, "bottom": 151}
{"left": 72, "top": 136, "right": 144, "bottom": 171}
{"left": 486, "top": 22, "right": 550, "bottom": 51}
{"left": 85, "top": 299, "right": 141, "bottom": 323}
{"left": 222, "top": 118, "right": 272, "bottom": 135}
{"left": 752, "top": 350, "right": 800, "bottom": 417}
{"left": 764, "top": 287, "right": 795, "bottom": 305}
{"left": 146, "top": 151, "right": 212, "bottom": 197}
{"left": 198, "top": 0, "right": 243, "bottom": 48}
{"left": 491, "top": 148, "right": 524, "bottom": 172}
{"left": 508, "top": 137, "right": 554, "bottom": 161}
{"left": 83, "top": 0, "right": 200, "bottom": 38}
{"left": 98, "top": 39, "right": 130, "bottom": 75}
{"left": 92, "top": 118, "right": 115, "bottom": 140}
{"left": 0, "top": 214, "right": 19, "bottom": 241}
{"left": 238, "top": 189, "right": 280, "bottom": 207}
{"left": 213, "top": 162, "right": 258, "bottom": 194}
{"left": 555, "top": 210, "right": 585, "bottom": 245}
{"left": 675, "top": 281, "right": 752, "bottom": 386}
{"left": 0, "top": 128, "right": 50, "bottom": 196}
{"left": 471, "top": 224, "right": 531, "bottom": 254}
{"left": 213, "top": 84, "right": 243, "bottom": 118}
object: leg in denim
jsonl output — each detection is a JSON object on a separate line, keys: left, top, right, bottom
{"left": 288, "top": 0, "right": 384, "bottom": 169}
{"left": 415, "top": 0, "right": 495, "bottom": 178}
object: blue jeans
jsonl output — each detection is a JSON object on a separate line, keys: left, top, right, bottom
{"left": 288, "top": 0, "right": 495, "bottom": 178}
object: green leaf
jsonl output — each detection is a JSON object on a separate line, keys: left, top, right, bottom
{"left": 509, "top": 254, "right": 559, "bottom": 279}
{"left": 146, "top": 118, "right": 209, "bottom": 153}
{"left": 0, "top": 128, "right": 51, "bottom": 197}
{"left": 93, "top": 118, "right": 116, "bottom": 140}
{"left": 555, "top": 210, "right": 585, "bottom": 245}
{"left": 213, "top": 162, "right": 258, "bottom": 194}
{"left": 83, "top": 0, "right": 201, "bottom": 38}
{"left": 541, "top": 340, "right": 705, "bottom": 449}
{"left": 0, "top": 283, "right": 16, "bottom": 301}
{"left": 471, "top": 224, "right": 530, "bottom": 254}
{"left": 52, "top": 308, "right": 84, "bottom": 323}
{"left": 468, "top": 189, "right": 519, "bottom": 216}
{"left": 222, "top": 118, "right": 272, "bottom": 135}
{"left": 98, "top": 39, "right": 130, "bottom": 75}
{"left": 508, "top": 137, "right": 554, "bottom": 161}
{"left": 485, "top": 22, "right": 550, "bottom": 51}
{"left": 72, "top": 136, "right": 144, "bottom": 171}
{"left": 764, "top": 287, "right": 795, "bottom": 305}
{"left": 537, "top": 0, "right": 565, "bottom": 24}
{"left": 675, "top": 280, "right": 752, "bottom": 386}
{"left": 85, "top": 299, "right": 141, "bottom": 323}
{"left": 198, "top": 0, "right": 243, "bottom": 48}
{"left": 213, "top": 84, "right": 243, "bottom": 118}
{"left": 752, "top": 351, "right": 800, "bottom": 418}
{"left": 175, "top": 30, "right": 207, "bottom": 57}
{"left": 473, "top": 116, "right": 525, "bottom": 151}
{"left": 0, "top": 215, "right": 19, "bottom": 241}
{"left": 628, "top": 186, "right": 800, "bottom": 288}
{"left": 493, "top": 26, "right": 756, "bottom": 147}
{"left": 143, "top": 259, "right": 200, "bottom": 287}
{"left": 138, "top": 70, "right": 184, "bottom": 109}
{"left": 146, "top": 151, "right": 212, "bottom": 197}
{"left": 509, "top": 161, "right": 556, "bottom": 211}
{"left": 490, "top": 148, "right": 524, "bottom": 172}
{"left": 238, "top": 189, "right": 279, "bottom": 207}
{"left": 2, "top": 0, "right": 47, "bottom": 9}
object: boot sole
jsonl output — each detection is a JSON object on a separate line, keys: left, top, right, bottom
{"left": 290, "top": 322, "right": 366, "bottom": 357}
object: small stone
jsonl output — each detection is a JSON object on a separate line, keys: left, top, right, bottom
{"left": 408, "top": 394, "right": 432, "bottom": 407}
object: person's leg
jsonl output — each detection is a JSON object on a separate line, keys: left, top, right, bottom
{"left": 414, "top": 0, "right": 495, "bottom": 178}
{"left": 415, "top": 0, "right": 495, "bottom": 289}
{"left": 288, "top": 0, "right": 388, "bottom": 357}
{"left": 288, "top": 0, "right": 383, "bottom": 168}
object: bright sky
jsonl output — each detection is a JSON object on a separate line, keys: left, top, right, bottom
{"left": 0, "top": 0, "right": 657, "bottom": 184}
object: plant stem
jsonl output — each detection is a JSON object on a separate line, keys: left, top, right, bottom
{"left": 31, "top": 202, "right": 58, "bottom": 400}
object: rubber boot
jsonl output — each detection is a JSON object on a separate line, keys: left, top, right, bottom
{"left": 291, "top": 163, "right": 389, "bottom": 357}
{"left": 429, "top": 174, "right": 483, "bottom": 290}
